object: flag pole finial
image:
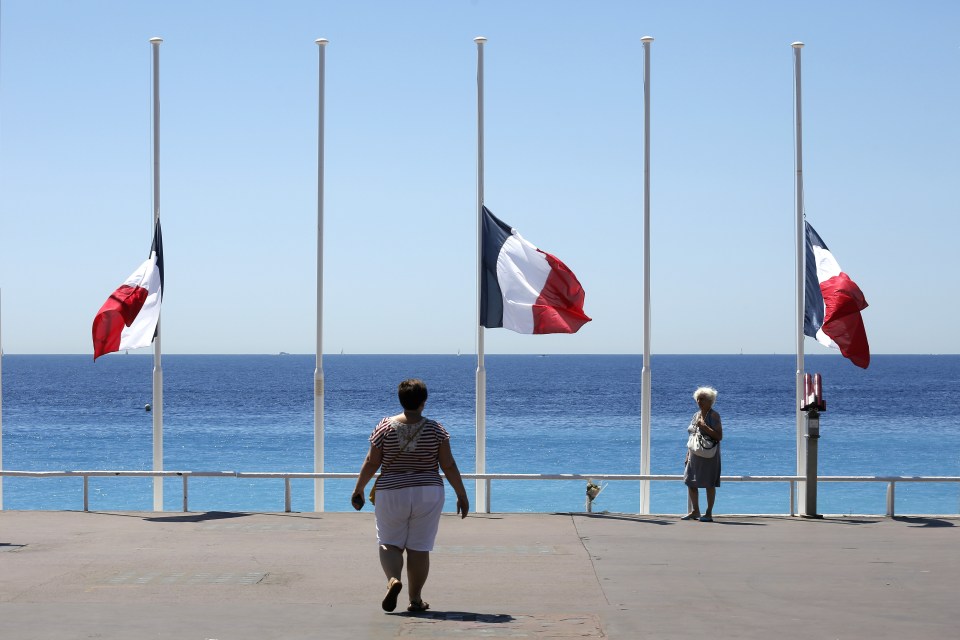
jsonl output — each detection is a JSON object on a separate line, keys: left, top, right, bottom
{"left": 641, "top": 35, "right": 654, "bottom": 43}
{"left": 792, "top": 41, "right": 805, "bottom": 48}
{"left": 149, "top": 37, "right": 163, "bottom": 44}
{"left": 474, "top": 36, "right": 487, "bottom": 44}
{"left": 315, "top": 38, "right": 329, "bottom": 46}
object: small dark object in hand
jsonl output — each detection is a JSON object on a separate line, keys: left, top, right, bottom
{"left": 351, "top": 493, "right": 364, "bottom": 510}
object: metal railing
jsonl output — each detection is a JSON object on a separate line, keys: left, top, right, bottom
{"left": 1, "top": 470, "right": 958, "bottom": 517}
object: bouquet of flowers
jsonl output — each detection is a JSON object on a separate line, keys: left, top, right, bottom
{"left": 585, "top": 479, "right": 606, "bottom": 512}
{"left": 586, "top": 481, "right": 602, "bottom": 501}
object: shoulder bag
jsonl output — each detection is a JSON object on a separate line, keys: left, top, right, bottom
{"left": 687, "top": 411, "right": 718, "bottom": 459}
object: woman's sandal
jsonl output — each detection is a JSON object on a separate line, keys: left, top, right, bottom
{"left": 382, "top": 578, "right": 403, "bottom": 612}
{"left": 407, "top": 600, "right": 430, "bottom": 613}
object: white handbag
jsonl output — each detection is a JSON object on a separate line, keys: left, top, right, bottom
{"left": 687, "top": 413, "right": 718, "bottom": 459}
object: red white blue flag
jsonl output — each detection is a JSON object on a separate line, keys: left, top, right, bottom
{"left": 92, "top": 220, "right": 164, "bottom": 360}
{"left": 804, "top": 221, "right": 869, "bottom": 369}
{"left": 480, "top": 206, "right": 591, "bottom": 334}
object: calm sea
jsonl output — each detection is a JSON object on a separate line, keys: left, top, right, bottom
{"left": 2, "top": 354, "right": 958, "bottom": 515}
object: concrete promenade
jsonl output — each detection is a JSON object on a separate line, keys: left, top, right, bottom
{"left": 1, "top": 510, "right": 958, "bottom": 639}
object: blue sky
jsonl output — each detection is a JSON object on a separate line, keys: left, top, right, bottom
{"left": 1, "top": 1, "right": 958, "bottom": 355}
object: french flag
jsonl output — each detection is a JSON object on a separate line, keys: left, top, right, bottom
{"left": 480, "top": 206, "right": 591, "bottom": 334}
{"left": 804, "top": 221, "right": 869, "bottom": 369}
{"left": 92, "top": 220, "right": 164, "bottom": 360}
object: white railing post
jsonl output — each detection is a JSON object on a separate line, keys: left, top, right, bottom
{"left": 83, "top": 475, "right": 89, "bottom": 512}
{"left": 886, "top": 481, "right": 895, "bottom": 517}
{"left": 285, "top": 477, "right": 292, "bottom": 513}
{"left": 182, "top": 475, "right": 188, "bottom": 512}
{"left": 790, "top": 480, "right": 796, "bottom": 516}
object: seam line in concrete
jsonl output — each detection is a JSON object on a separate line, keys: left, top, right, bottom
{"left": 572, "top": 515, "right": 610, "bottom": 607}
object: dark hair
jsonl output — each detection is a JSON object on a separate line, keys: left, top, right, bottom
{"left": 398, "top": 378, "right": 428, "bottom": 410}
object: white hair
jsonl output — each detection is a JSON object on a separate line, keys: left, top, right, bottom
{"left": 693, "top": 386, "right": 718, "bottom": 405}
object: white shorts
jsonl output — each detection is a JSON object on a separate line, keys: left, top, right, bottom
{"left": 375, "top": 485, "right": 445, "bottom": 552}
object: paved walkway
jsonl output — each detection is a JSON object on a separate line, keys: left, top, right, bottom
{"left": 1, "top": 510, "right": 958, "bottom": 639}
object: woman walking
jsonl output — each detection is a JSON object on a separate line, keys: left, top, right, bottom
{"left": 351, "top": 379, "right": 469, "bottom": 612}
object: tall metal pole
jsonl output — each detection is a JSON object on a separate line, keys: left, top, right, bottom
{"left": 148, "top": 37, "right": 165, "bottom": 511}
{"left": 314, "top": 38, "right": 329, "bottom": 513}
{"left": 792, "top": 42, "right": 806, "bottom": 509}
{"left": 0, "top": 289, "right": 4, "bottom": 510}
{"left": 639, "top": 36, "right": 654, "bottom": 514}
{"left": 474, "top": 36, "right": 489, "bottom": 513}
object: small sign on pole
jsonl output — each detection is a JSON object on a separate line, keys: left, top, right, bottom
{"left": 800, "top": 373, "right": 825, "bottom": 518}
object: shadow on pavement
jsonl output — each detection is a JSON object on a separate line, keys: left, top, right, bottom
{"left": 143, "top": 511, "right": 252, "bottom": 523}
{"left": 569, "top": 512, "right": 676, "bottom": 526}
{"left": 255, "top": 512, "right": 326, "bottom": 520}
{"left": 893, "top": 516, "right": 956, "bottom": 528}
{"left": 713, "top": 519, "right": 767, "bottom": 526}
{"left": 388, "top": 611, "right": 515, "bottom": 623}
{"left": 814, "top": 517, "right": 884, "bottom": 526}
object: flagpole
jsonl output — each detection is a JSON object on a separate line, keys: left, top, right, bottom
{"left": 792, "top": 41, "right": 807, "bottom": 508}
{"left": 0, "top": 289, "right": 4, "bottom": 510}
{"left": 149, "top": 36, "right": 164, "bottom": 512}
{"left": 474, "top": 36, "right": 489, "bottom": 514}
{"left": 639, "top": 36, "right": 654, "bottom": 514}
{"left": 314, "top": 37, "right": 329, "bottom": 513}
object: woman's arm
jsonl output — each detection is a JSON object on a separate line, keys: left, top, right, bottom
{"left": 438, "top": 439, "right": 469, "bottom": 518}
{"left": 698, "top": 411, "right": 723, "bottom": 442}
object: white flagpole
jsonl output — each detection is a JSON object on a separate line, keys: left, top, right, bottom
{"left": 149, "top": 36, "right": 164, "bottom": 511}
{"left": 639, "top": 36, "right": 654, "bottom": 514}
{"left": 474, "top": 36, "right": 489, "bottom": 514}
{"left": 314, "top": 38, "right": 328, "bottom": 513}
{"left": 792, "top": 41, "right": 807, "bottom": 508}
{"left": 1, "top": 289, "right": 4, "bottom": 510}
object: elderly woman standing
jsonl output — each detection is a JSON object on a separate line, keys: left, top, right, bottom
{"left": 351, "top": 379, "right": 469, "bottom": 613}
{"left": 682, "top": 386, "right": 723, "bottom": 522}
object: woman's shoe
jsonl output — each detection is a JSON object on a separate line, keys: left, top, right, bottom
{"left": 382, "top": 578, "right": 402, "bottom": 612}
{"left": 680, "top": 512, "right": 700, "bottom": 520}
{"left": 699, "top": 515, "right": 713, "bottom": 522}
{"left": 407, "top": 600, "right": 430, "bottom": 613}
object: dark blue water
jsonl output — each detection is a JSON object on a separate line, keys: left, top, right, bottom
{"left": 2, "top": 354, "right": 959, "bottom": 515}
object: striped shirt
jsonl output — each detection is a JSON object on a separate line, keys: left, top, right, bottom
{"left": 370, "top": 417, "right": 450, "bottom": 491}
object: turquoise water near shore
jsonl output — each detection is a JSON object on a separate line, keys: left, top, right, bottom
{"left": 2, "top": 354, "right": 958, "bottom": 514}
